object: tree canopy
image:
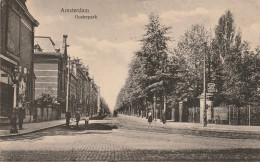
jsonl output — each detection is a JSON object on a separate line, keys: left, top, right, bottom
{"left": 115, "top": 10, "right": 260, "bottom": 115}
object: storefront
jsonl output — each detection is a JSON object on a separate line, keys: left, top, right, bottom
{"left": 0, "top": 57, "right": 16, "bottom": 123}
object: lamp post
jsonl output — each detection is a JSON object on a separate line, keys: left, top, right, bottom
{"left": 66, "top": 56, "right": 71, "bottom": 113}
{"left": 10, "top": 65, "right": 21, "bottom": 133}
{"left": 12, "top": 66, "right": 21, "bottom": 109}
{"left": 203, "top": 43, "right": 207, "bottom": 127}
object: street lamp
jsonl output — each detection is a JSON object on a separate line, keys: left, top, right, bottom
{"left": 9, "top": 65, "right": 21, "bottom": 133}
{"left": 11, "top": 66, "right": 21, "bottom": 108}
{"left": 66, "top": 56, "right": 71, "bottom": 113}
{"left": 203, "top": 43, "right": 207, "bottom": 127}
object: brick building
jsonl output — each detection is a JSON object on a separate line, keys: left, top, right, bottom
{"left": 0, "top": 0, "right": 38, "bottom": 123}
{"left": 67, "top": 59, "right": 77, "bottom": 117}
{"left": 66, "top": 58, "right": 100, "bottom": 118}
{"left": 90, "top": 79, "right": 98, "bottom": 117}
{"left": 33, "top": 35, "right": 68, "bottom": 121}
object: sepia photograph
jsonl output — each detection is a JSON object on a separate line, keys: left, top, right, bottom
{"left": 0, "top": 0, "right": 260, "bottom": 161}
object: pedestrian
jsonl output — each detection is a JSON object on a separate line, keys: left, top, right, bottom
{"left": 162, "top": 111, "right": 166, "bottom": 125}
{"left": 18, "top": 104, "right": 25, "bottom": 129}
{"left": 114, "top": 110, "right": 118, "bottom": 117}
{"left": 75, "top": 109, "right": 80, "bottom": 128}
{"left": 66, "top": 111, "right": 71, "bottom": 127}
{"left": 203, "top": 113, "right": 207, "bottom": 127}
{"left": 85, "top": 116, "right": 89, "bottom": 126}
{"left": 148, "top": 111, "right": 152, "bottom": 124}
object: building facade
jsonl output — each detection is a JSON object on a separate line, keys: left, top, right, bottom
{"left": 90, "top": 80, "right": 98, "bottom": 117}
{"left": 34, "top": 36, "right": 67, "bottom": 121}
{"left": 68, "top": 59, "right": 77, "bottom": 117}
{"left": 66, "top": 58, "right": 100, "bottom": 118}
{"left": 0, "top": 0, "right": 38, "bottom": 123}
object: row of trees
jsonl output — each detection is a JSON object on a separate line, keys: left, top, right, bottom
{"left": 115, "top": 10, "right": 260, "bottom": 118}
{"left": 100, "top": 97, "right": 110, "bottom": 115}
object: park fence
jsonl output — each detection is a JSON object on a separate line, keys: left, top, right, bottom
{"left": 187, "top": 105, "right": 260, "bottom": 126}
{"left": 227, "top": 105, "right": 260, "bottom": 126}
{"left": 188, "top": 107, "right": 200, "bottom": 123}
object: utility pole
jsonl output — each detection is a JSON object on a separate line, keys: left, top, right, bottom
{"left": 66, "top": 56, "right": 70, "bottom": 113}
{"left": 203, "top": 44, "right": 207, "bottom": 127}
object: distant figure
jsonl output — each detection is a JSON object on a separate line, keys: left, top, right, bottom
{"left": 203, "top": 113, "right": 207, "bottom": 127}
{"left": 65, "top": 111, "right": 71, "bottom": 127}
{"left": 114, "top": 110, "right": 118, "bottom": 117}
{"left": 18, "top": 104, "right": 25, "bottom": 129}
{"left": 162, "top": 112, "right": 166, "bottom": 125}
{"left": 75, "top": 110, "right": 80, "bottom": 127}
{"left": 85, "top": 116, "right": 89, "bottom": 126}
{"left": 148, "top": 111, "right": 152, "bottom": 124}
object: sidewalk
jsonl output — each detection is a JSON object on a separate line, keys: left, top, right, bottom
{"left": 0, "top": 119, "right": 66, "bottom": 138}
{"left": 0, "top": 115, "right": 109, "bottom": 138}
{"left": 121, "top": 114, "right": 260, "bottom": 134}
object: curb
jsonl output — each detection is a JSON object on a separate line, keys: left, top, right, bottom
{"left": 121, "top": 115, "right": 260, "bottom": 134}
{"left": 0, "top": 123, "right": 65, "bottom": 138}
{"left": 0, "top": 116, "right": 108, "bottom": 138}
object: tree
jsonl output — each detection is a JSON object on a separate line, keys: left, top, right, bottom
{"left": 211, "top": 10, "right": 256, "bottom": 106}
{"left": 173, "top": 24, "right": 210, "bottom": 107}
{"left": 115, "top": 13, "right": 174, "bottom": 118}
{"left": 35, "top": 89, "right": 55, "bottom": 108}
{"left": 100, "top": 97, "right": 110, "bottom": 114}
{"left": 140, "top": 13, "right": 174, "bottom": 117}
{"left": 228, "top": 45, "right": 260, "bottom": 106}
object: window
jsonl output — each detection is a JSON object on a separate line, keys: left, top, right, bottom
{"left": 7, "top": 9, "right": 20, "bottom": 55}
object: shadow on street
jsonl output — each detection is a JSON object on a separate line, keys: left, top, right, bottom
{"left": 0, "top": 122, "right": 117, "bottom": 141}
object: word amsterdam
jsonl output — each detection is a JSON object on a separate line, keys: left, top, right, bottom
{"left": 61, "top": 8, "right": 89, "bottom": 13}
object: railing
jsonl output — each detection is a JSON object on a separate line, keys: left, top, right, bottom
{"left": 188, "top": 107, "right": 200, "bottom": 123}
{"left": 228, "top": 105, "right": 260, "bottom": 126}
{"left": 187, "top": 105, "right": 260, "bottom": 126}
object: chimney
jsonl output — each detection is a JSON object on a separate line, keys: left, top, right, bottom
{"left": 62, "top": 35, "right": 68, "bottom": 55}
{"left": 34, "top": 44, "right": 42, "bottom": 52}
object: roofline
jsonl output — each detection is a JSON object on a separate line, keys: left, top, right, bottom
{"left": 35, "top": 36, "right": 56, "bottom": 46}
{"left": 16, "top": 0, "right": 39, "bottom": 27}
{"left": 34, "top": 52, "right": 62, "bottom": 57}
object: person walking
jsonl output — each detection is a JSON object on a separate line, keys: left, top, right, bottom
{"left": 18, "top": 104, "right": 25, "bottom": 129}
{"left": 114, "top": 110, "right": 118, "bottom": 117}
{"left": 66, "top": 111, "right": 71, "bottom": 127}
{"left": 162, "top": 111, "right": 166, "bottom": 125}
{"left": 75, "top": 109, "right": 80, "bottom": 128}
{"left": 148, "top": 111, "right": 152, "bottom": 124}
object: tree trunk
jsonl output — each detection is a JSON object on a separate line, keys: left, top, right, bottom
{"left": 145, "top": 98, "right": 148, "bottom": 119}
{"left": 160, "top": 93, "right": 163, "bottom": 121}
{"left": 163, "top": 91, "right": 166, "bottom": 113}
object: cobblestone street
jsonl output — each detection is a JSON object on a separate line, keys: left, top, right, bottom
{"left": 1, "top": 0, "right": 260, "bottom": 161}
{"left": 0, "top": 115, "right": 260, "bottom": 161}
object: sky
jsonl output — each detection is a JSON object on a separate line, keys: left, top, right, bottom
{"left": 27, "top": 0, "right": 260, "bottom": 111}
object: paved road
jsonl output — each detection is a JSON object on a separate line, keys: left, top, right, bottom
{"left": 118, "top": 115, "right": 260, "bottom": 140}
{"left": 0, "top": 115, "right": 260, "bottom": 161}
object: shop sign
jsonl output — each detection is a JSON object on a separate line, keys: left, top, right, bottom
{"left": 207, "top": 83, "right": 215, "bottom": 93}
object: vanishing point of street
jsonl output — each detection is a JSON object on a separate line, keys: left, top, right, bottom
{"left": 0, "top": 115, "right": 259, "bottom": 161}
